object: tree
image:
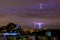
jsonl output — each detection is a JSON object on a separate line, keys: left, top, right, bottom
{"left": 6, "top": 22, "right": 16, "bottom": 32}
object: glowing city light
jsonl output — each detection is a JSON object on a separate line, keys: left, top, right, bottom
{"left": 10, "top": 33, "right": 17, "bottom": 35}
{"left": 3, "top": 33, "right": 17, "bottom": 36}
{"left": 3, "top": 33, "right": 10, "bottom": 36}
{"left": 40, "top": 3, "right": 43, "bottom": 9}
{"left": 34, "top": 22, "right": 43, "bottom": 29}
{"left": 38, "top": 23, "right": 42, "bottom": 28}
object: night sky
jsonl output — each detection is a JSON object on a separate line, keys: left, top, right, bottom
{"left": 0, "top": 0, "right": 60, "bottom": 29}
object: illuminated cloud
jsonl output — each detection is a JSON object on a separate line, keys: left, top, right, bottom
{"left": 0, "top": 0, "right": 60, "bottom": 29}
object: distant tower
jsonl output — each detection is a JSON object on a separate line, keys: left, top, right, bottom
{"left": 16, "top": 24, "right": 19, "bottom": 28}
{"left": 34, "top": 22, "right": 42, "bottom": 29}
